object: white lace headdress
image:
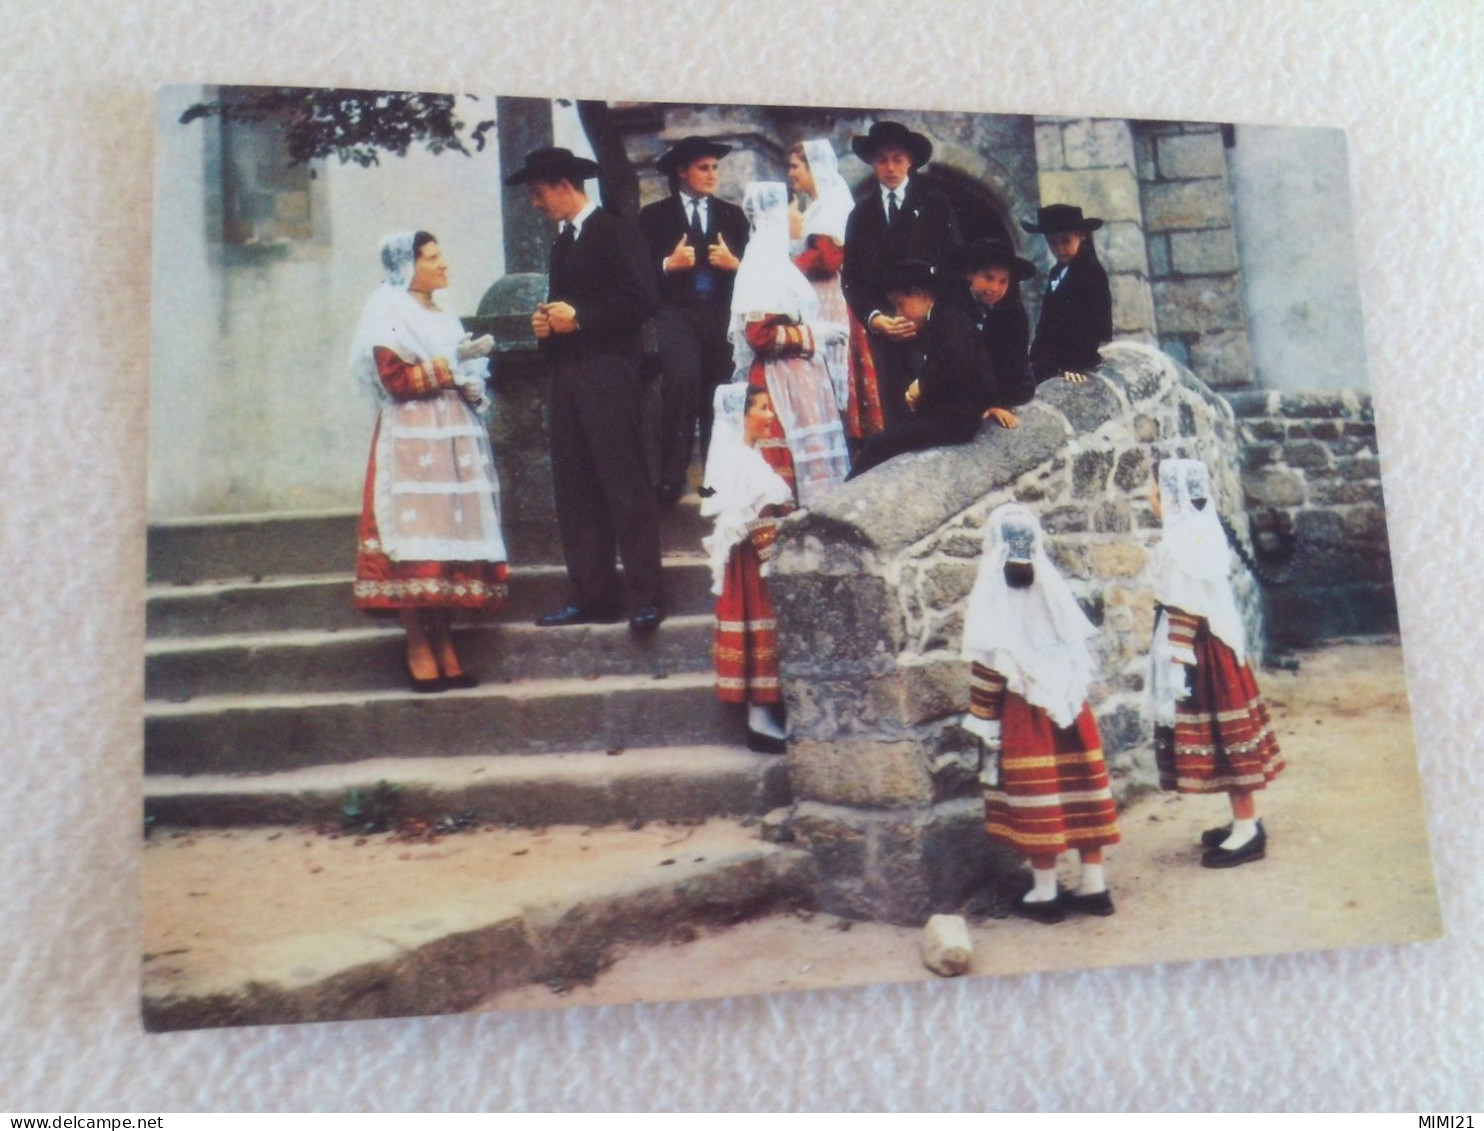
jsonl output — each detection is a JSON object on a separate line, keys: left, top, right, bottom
{"left": 962, "top": 503, "right": 1099, "bottom": 728}
{"left": 799, "top": 139, "right": 854, "bottom": 245}
{"left": 699, "top": 383, "right": 793, "bottom": 595}
{"left": 1154, "top": 458, "right": 1246, "bottom": 661}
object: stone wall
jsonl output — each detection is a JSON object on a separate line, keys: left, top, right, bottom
{"left": 769, "top": 343, "right": 1259, "bottom": 924}
{"left": 1134, "top": 121, "right": 1256, "bottom": 390}
{"left": 1230, "top": 389, "right": 1396, "bottom": 646}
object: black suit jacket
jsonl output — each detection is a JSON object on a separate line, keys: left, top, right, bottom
{"left": 543, "top": 207, "right": 660, "bottom": 362}
{"left": 638, "top": 193, "right": 750, "bottom": 309}
{"left": 1029, "top": 258, "right": 1113, "bottom": 379}
{"left": 916, "top": 303, "right": 993, "bottom": 423}
{"left": 841, "top": 178, "right": 962, "bottom": 326}
{"left": 975, "top": 300, "right": 1035, "bottom": 407}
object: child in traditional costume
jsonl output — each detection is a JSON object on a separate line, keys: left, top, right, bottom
{"left": 729, "top": 181, "right": 851, "bottom": 507}
{"left": 941, "top": 238, "right": 1038, "bottom": 411}
{"left": 1150, "top": 459, "right": 1284, "bottom": 867}
{"left": 1021, "top": 204, "right": 1113, "bottom": 386}
{"left": 962, "top": 504, "right": 1121, "bottom": 922}
{"left": 701, "top": 383, "right": 796, "bottom": 752}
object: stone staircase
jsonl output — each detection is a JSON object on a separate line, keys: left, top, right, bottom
{"left": 142, "top": 501, "right": 813, "bottom": 1028}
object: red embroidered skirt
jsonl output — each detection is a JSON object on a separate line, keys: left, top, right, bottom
{"left": 845, "top": 312, "right": 884, "bottom": 440}
{"left": 984, "top": 696, "right": 1122, "bottom": 857}
{"left": 714, "top": 540, "right": 780, "bottom": 705}
{"left": 1155, "top": 623, "right": 1284, "bottom": 794}
{"left": 352, "top": 422, "right": 510, "bottom": 613}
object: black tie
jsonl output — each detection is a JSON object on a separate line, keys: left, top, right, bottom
{"left": 689, "top": 199, "right": 706, "bottom": 244}
{"left": 887, "top": 190, "right": 901, "bottom": 225}
{"left": 553, "top": 222, "right": 577, "bottom": 268}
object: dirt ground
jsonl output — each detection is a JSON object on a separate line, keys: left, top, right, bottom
{"left": 476, "top": 640, "right": 1442, "bottom": 1011}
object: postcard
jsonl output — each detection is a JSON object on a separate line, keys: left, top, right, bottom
{"left": 141, "top": 85, "right": 1439, "bottom": 1030}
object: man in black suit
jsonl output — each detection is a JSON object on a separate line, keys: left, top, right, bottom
{"left": 846, "top": 260, "right": 1020, "bottom": 479}
{"left": 638, "top": 137, "right": 750, "bottom": 507}
{"left": 841, "top": 121, "right": 962, "bottom": 428}
{"left": 506, "top": 147, "right": 665, "bottom": 634}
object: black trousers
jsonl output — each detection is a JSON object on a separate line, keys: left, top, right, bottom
{"left": 869, "top": 335, "right": 925, "bottom": 429}
{"left": 846, "top": 414, "right": 981, "bottom": 479}
{"left": 547, "top": 353, "right": 664, "bottom": 611}
{"left": 656, "top": 301, "right": 735, "bottom": 488}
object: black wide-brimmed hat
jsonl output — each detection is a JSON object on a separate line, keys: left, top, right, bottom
{"left": 850, "top": 121, "right": 933, "bottom": 168}
{"left": 503, "top": 147, "right": 603, "bottom": 186}
{"left": 874, "top": 258, "right": 940, "bottom": 295}
{"left": 1020, "top": 203, "right": 1104, "bottom": 234}
{"left": 942, "top": 238, "right": 1038, "bottom": 281}
{"left": 656, "top": 135, "right": 733, "bottom": 175}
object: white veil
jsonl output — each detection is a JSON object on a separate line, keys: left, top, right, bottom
{"left": 799, "top": 139, "right": 853, "bottom": 245}
{"left": 729, "top": 181, "right": 821, "bottom": 380}
{"left": 700, "top": 383, "right": 794, "bottom": 596}
{"left": 962, "top": 503, "right": 1099, "bottom": 729}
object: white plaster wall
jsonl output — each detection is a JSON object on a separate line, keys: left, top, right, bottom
{"left": 149, "top": 86, "right": 506, "bottom": 519}
{"left": 2, "top": 0, "right": 1479, "bottom": 1113}
{"left": 1231, "top": 124, "right": 1370, "bottom": 392}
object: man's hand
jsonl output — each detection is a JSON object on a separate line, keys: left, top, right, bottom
{"left": 709, "top": 233, "right": 740, "bottom": 271}
{"left": 983, "top": 407, "right": 1019, "bottom": 429}
{"left": 904, "top": 379, "right": 921, "bottom": 412}
{"left": 664, "top": 235, "right": 695, "bottom": 273}
{"left": 531, "top": 310, "right": 552, "bottom": 340}
{"left": 541, "top": 301, "right": 579, "bottom": 334}
{"left": 1063, "top": 370, "right": 1089, "bottom": 384}
{"left": 456, "top": 333, "right": 494, "bottom": 362}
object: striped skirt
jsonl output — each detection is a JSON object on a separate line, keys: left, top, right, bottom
{"left": 984, "top": 695, "right": 1121, "bottom": 857}
{"left": 714, "top": 540, "right": 781, "bottom": 705}
{"left": 1156, "top": 622, "right": 1284, "bottom": 794}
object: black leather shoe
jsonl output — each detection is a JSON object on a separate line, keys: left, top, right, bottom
{"left": 628, "top": 605, "right": 664, "bottom": 635}
{"left": 1201, "top": 824, "right": 1267, "bottom": 869}
{"left": 746, "top": 728, "right": 787, "bottom": 754}
{"left": 535, "top": 605, "right": 621, "bottom": 628}
{"left": 405, "top": 660, "right": 445, "bottom": 694}
{"left": 1065, "top": 889, "right": 1116, "bottom": 917}
{"left": 1201, "top": 818, "right": 1264, "bottom": 849}
{"left": 443, "top": 671, "right": 478, "bottom": 690}
{"left": 656, "top": 481, "right": 684, "bottom": 508}
{"left": 1012, "top": 890, "right": 1066, "bottom": 925}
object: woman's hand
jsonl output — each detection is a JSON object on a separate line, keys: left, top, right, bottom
{"left": 458, "top": 383, "right": 485, "bottom": 408}
{"left": 984, "top": 407, "right": 1019, "bottom": 429}
{"left": 457, "top": 333, "right": 494, "bottom": 362}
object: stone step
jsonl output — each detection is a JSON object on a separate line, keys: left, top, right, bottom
{"left": 147, "top": 500, "right": 712, "bottom": 585}
{"left": 145, "top": 614, "right": 716, "bottom": 701}
{"left": 145, "top": 745, "right": 789, "bottom": 830}
{"left": 142, "top": 819, "right": 816, "bottom": 1030}
{"left": 144, "top": 670, "right": 736, "bottom": 776}
{"left": 145, "top": 556, "right": 717, "bottom": 638}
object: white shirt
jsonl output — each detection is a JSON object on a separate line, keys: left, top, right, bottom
{"left": 878, "top": 176, "right": 911, "bottom": 218}
{"left": 561, "top": 200, "right": 600, "bottom": 240}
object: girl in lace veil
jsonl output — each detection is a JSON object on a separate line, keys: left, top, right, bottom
{"left": 962, "top": 503, "right": 1121, "bottom": 922}
{"left": 728, "top": 181, "right": 852, "bottom": 508}
{"left": 787, "top": 140, "right": 884, "bottom": 442}
{"left": 1149, "top": 458, "right": 1284, "bottom": 866}
{"left": 700, "top": 383, "right": 795, "bottom": 751}
{"left": 350, "top": 231, "right": 507, "bottom": 692}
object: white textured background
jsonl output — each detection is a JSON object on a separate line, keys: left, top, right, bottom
{"left": 2, "top": 0, "right": 1479, "bottom": 1112}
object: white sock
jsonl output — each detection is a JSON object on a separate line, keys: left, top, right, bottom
{"left": 1220, "top": 817, "right": 1259, "bottom": 851}
{"left": 1076, "top": 861, "right": 1106, "bottom": 896}
{"left": 748, "top": 704, "right": 786, "bottom": 740}
{"left": 1025, "top": 866, "right": 1059, "bottom": 903}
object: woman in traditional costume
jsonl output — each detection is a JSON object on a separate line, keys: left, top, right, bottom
{"left": 962, "top": 503, "right": 1121, "bottom": 922}
{"left": 701, "top": 383, "right": 795, "bottom": 752}
{"left": 1149, "top": 459, "right": 1284, "bottom": 867}
{"left": 729, "top": 181, "right": 851, "bottom": 507}
{"left": 351, "top": 231, "right": 509, "bottom": 692}
{"left": 786, "top": 139, "right": 884, "bottom": 441}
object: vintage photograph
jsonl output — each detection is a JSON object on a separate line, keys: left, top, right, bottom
{"left": 142, "top": 86, "right": 1440, "bottom": 1031}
